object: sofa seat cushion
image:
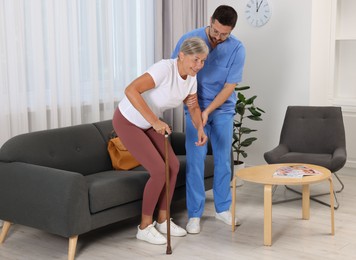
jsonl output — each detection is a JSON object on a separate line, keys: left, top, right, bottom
{"left": 86, "top": 170, "right": 149, "bottom": 214}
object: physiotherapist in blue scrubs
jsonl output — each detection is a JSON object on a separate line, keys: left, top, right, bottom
{"left": 171, "top": 5, "right": 246, "bottom": 234}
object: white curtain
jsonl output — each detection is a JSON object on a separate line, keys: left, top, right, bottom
{"left": 0, "top": 0, "right": 154, "bottom": 146}
{"left": 155, "top": 0, "right": 207, "bottom": 132}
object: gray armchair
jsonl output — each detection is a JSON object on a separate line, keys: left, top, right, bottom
{"left": 264, "top": 106, "right": 347, "bottom": 209}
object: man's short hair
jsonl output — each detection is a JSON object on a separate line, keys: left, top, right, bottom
{"left": 212, "top": 5, "right": 238, "bottom": 29}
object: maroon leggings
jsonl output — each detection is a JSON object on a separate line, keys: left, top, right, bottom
{"left": 112, "top": 108, "right": 179, "bottom": 216}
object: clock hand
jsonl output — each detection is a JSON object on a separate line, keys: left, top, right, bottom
{"left": 257, "top": 0, "right": 264, "bottom": 12}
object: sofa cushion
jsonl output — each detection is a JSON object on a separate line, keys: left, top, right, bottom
{"left": 0, "top": 124, "right": 112, "bottom": 175}
{"left": 86, "top": 170, "right": 149, "bottom": 214}
{"left": 93, "top": 120, "right": 114, "bottom": 143}
{"left": 87, "top": 155, "right": 191, "bottom": 214}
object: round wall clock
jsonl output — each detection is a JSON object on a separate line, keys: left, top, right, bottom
{"left": 245, "top": 0, "right": 271, "bottom": 27}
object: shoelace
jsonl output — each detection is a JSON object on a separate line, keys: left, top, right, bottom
{"left": 146, "top": 224, "right": 161, "bottom": 237}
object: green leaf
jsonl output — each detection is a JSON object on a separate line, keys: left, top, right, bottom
{"left": 237, "top": 92, "right": 246, "bottom": 102}
{"left": 233, "top": 121, "right": 242, "bottom": 127}
{"left": 257, "top": 107, "right": 266, "bottom": 113}
{"left": 245, "top": 96, "right": 257, "bottom": 105}
{"left": 248, "top": 107, "right": 262, "bottom": 116}
{"left": 240, "top": 137, "right": 257, "bottom": 147}
{"left": 240, "top": 127, "right": 257, "bottom": 134}
{"left": 235, "top": 86, "right": 250, "bottom": 91}
{"left": 247, "top": 115, "right": 263, "bottom": 121}
{"left": 232, "top": 134, "right": 239, "bottom": 143}
{"left": 235, "top": 105, "right": 245, "bottom": 115}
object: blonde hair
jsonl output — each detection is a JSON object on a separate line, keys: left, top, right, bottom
{"left": 179, "top": 37, "right": 209, "bottom": 56}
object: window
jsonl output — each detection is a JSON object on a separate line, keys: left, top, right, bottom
{"left": 0, "top": 0, "right": 155, "bottom": 145}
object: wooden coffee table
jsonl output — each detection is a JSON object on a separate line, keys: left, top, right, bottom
{"left": 231, "top": 163, "right": 335, "bottom": 246}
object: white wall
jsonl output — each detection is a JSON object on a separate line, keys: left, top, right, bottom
{"left": 207, "top": 0, "right": 312, "bottom": 166}
{"left": 309, "top": 0, "right": 332, "bottom": 106}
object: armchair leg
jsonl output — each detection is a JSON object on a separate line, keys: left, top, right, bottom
{"left": 0, "top": 221, "right": 12, "bottom": 244}
{"left": 285, "top": 185, "right": 340, "bottom": 209}
{"left": 68, "top": 235, "right": 78, "bottom": 260}
{"left": 310, "top": 190, "right": 339, "bottom": 210}
{"left": 333, "top": 172, "right": 344, "bottom": 193}
{"left": 280, "top": 172, "right": 343, "bottom": 209}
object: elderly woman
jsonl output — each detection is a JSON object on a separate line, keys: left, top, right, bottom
{"left": 113, "top": 37, "right": 209, "bottom": 245}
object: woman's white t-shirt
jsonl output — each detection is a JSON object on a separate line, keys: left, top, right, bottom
{"left": 119, "top": 58, "right": 197, "bottom": 129}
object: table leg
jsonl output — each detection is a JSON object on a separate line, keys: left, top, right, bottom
{"left": 264, "top": 184, "right": 272, "bottom": 246}
{"left": 232, "top": 175, "right": 236, "bottom": 232}
{"left": 329, "top": 177, "right": 335, "bottom": 235}
{"left": 302, "top": 184, "right": 310, "bottom": 220}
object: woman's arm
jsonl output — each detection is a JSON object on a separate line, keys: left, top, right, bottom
{"left": 184, "top": 93, "right": 208, "bottom": 146}
{"left": 125, "top": 73, "right": 170, "bottom": 134}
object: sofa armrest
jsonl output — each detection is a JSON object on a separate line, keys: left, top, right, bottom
{"left": 0, "top": 162, "right": 91, "bottom": 237}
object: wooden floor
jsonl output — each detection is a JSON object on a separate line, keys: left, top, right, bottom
{"left": 1, "top": 168, "right": 355, "bottom": 260}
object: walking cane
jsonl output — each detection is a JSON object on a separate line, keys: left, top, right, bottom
{"left": 164, "top": 133, "right": 172, "bottom": 254}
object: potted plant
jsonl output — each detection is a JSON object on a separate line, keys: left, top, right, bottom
{"left": 232, "top": 86, "right": 265, "bottom": 167}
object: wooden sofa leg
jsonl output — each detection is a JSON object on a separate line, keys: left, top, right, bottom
{"left": 0, "top": 221, "right": 12, "bottom": 244}
{"left": 68, "top": 235, "right": 78, "bottom": 260}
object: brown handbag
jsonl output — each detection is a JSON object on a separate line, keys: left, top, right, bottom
{"left": 107, "top": 135, "right": 140, "bottom": 170}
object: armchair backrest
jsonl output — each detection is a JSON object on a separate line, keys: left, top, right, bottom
{"left": 280, "top": 106, "right": 346, "bottom": 154}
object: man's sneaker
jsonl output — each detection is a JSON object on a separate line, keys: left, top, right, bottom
{"left": 186, "top": 217, "right": 201, "bottom": 234}
{"left": 136, "top": 222, "right": 167, "bottom": 245}
{"left": 155, "top": 218, "right": 187, "bottom": 237}
{"left": 215, "top": 211, "right": 241, "bottom": 226}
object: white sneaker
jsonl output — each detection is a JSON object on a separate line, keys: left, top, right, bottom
{"left": 186, "top": 217, "right": 201, "bottom": 234}
{"left": 215, "top": 211, "right": 241, "bottom": 226}
{"left": 136, "top": 222, "right": 167, "bottom": 245}
{"left": 155, "top": 218, "right": 187, "bottom": 237}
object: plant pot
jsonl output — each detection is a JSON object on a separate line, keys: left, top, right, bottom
{"left": 234, "top": 160, "right": 245, "bottom": 168}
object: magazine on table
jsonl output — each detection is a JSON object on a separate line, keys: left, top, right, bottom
{"left": 273, "top": 165, "right": 322, "bottom": 178}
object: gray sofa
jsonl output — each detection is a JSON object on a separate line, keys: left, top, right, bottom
{"left": 0, "top": 120, "right": 217, "bottom": 259}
